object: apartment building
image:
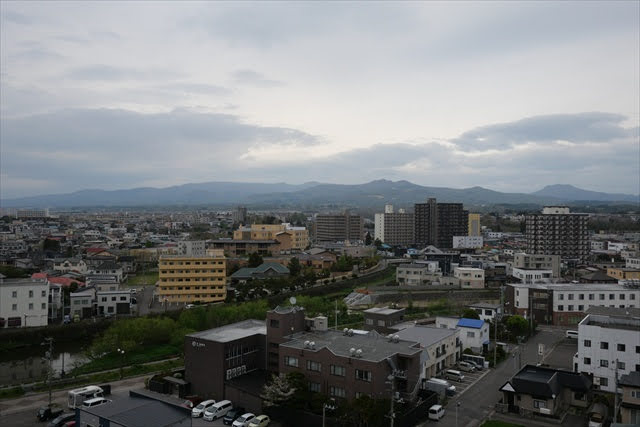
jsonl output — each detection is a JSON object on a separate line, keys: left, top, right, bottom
{"left": 467, "top": 302, "right": 502, "bottom": 322}
{"left": 576, "top": 307, "right": 640, "bottom": 393}
{"left": 396, "top": 262, "right": 441, "bottom": 286}
{"left": 512, "top": 253, "right": 560, "bottom": 278}
{"left": 157, "top": 254, "right": 226, "bottom": 304}
{"left": 414, "top": 198, "right": 468, "bottom": 249}
{"left": 362, "top": 306, "right": 406, "bottom": 334}
{"left": 177, "top": 240, "right": 205, "bottom": 257}
{"left": 435, "top": 317, "right": 490, "bottom": 353}
{"left": 468, "top": 213, "right": 481, "bottom": 237}
{"left": 505, "top": 282, "right": 640, "bottom": 326}
{"left": 607, "top": 267, "right": 640, "bottom": 280}
{"left": 314, "top": 212, "right": 364, "bottom": 242}
{"left": 454, "top": 267, "right": 485, "bottom": 289}
{"left": 395, "top": 325, "right": 461, "bottom": 380}
{"left": 373, "top": 204, "right": 414, "bottom": 246}
{"left": 525, "top": 206, "right": 589, "bottom": 261}
{"left": 209, "top": 239, "right": 278, "bottom": 256}
{"left": 97, "top": 290, "right": 132, "bottom": 316}
{"left": 452, "top": 236, "right": 483, "bottom": 249}
{"left": 0, "top": 276, "right": 49, "bottom": 328}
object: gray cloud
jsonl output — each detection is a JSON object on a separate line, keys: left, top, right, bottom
{"left": 159, "top": 83, "right": 231, "bottom": 96}
{"left": 1, "top": 10, "right": 31, "bottom": 25}
{"left": 452, "top": 112, "right": 637, "bottom": 151}
{"left": 65, "top": 65, "right": 183, "bottom": 81}
{"left": 232, "top": 70, "right": 283, "bottom": 88}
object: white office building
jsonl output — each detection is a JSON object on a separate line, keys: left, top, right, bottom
{"left": 452, "top": 236, "right": 483, "bottom": 249}
{"left": 576, "top": 307, "right": 640, "bottom": 393}
{"left": 0, "top": 275, "right": 49, "bottom": 328}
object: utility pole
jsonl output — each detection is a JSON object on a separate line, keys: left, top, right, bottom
{"left": 494, "top": 286, "right": 504, "bottom": 367}
{"left": 43, "top": 337, "right": 54, "bottom": 406}
{"left": 614, "top": 359, "right": 619, "bottom": 423}
{"left": 389, "top": 374, "right": 395, "bottom": 427}
{"left": 335, "top": 299, "right": 338, "bottom": 330}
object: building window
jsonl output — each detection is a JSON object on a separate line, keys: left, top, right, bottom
{"left": 584, "top": 357, "right": 591, "bottom": 365}
{"left": 533, "top": 400, "right": 546, "bottom": 409}
{"left": 568, "top": 294, "right": 574, "bottom": 300}
{"left": 270, "top": 319, "right": 279, "bottom": 328}
{"left": 467, "top": 331, "right": 475, "bottom": 338}
{"left": 631, "top": 390, "right": 640, "bottom": 399}
{"left": 620, "top": 294, "right": 625, "bottom": 300}
{"left": 365, "top": 319, "right": 374, "bottom": 325}
{"left": 557, "top": 305, "right": 564, "bottom": 311}
{"left": 636, "top": 346, "right": 640, "bottom": 354}
{"left": 578, "top": 294, "right": 584, "bottom": 300}
{"left": 308, "top": 382, "right": 321, "bottom": 392}
{"left": 101, "top": 297, "right": 107, "bottom": 302}
{"left": 355, "top": 369, "right": 372, "bottom": 382}
{"left": 41, "top": 290, "right": 46, "bottom": 297}
{"left": 600, "top": 377, "right": 608, "bottom": 387}
{"left": 41, "top": 303, "right": 46, "bottom": 310}
{"left": 12, "top": 291, "right": 17, "bottom": 298}
{"left": 329, "top": 386, "right": 346, "bottom": 398}
{"left": 600, "top": 342, "right": 609, "bottom": 350}
{"left": 558, "top": 294, "right": 564, "bottom": 300}
{"left": 609, "top": 294, "right": 614, "bottom": 300}
{"left": 355, "top": 392, "right": 370, "bottom": 399}
{"left": 330, "top": 365, "right": 346, "bottom": 377}
{"left": 306, "top": 360, "right": 321, "bottom": 372}
{"left": 618, "top": 361, "right": 625, "bottom": 370}
{"left": 120, "top": 296, "right": 127, "bottom": 301}
{"left": 617, "top": 344, "right": 626, "bottom": 352}
{"left": 631, "top": 294, "right": 636, "bottom": 300}
{"left": 568, "top": 305, "right": 574, "bottom": 311}
{"left": 284, "top": 356, "right": 298, "bottom": 367}
{"left": 578, "top": 305, "right": 584, "bottom": 311}
{"left": 12, "top": 304, "right": 17, "bottom": 311}
{"left": 29, "top": 290, "right": 34, "bottom": 298}
{"left": 28, "top": 303, "right": 34, "bottom": 310}
{"left": 588, "top": 294, "right": 594, "bottom": 300}
{"left": 599, "top": 294, "right": 605, "bottom": 300}
{"left": 600, "top": 360, "right": 608, "bottom": 368}
{"left": 584, "top": 340, "right": 591, "bottom": 347}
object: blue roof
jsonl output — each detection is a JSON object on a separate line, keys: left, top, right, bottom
{"left": 457, "top": 318, "right": 485, "bottom": 329}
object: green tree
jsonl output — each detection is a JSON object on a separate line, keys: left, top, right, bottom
{"left": 261, "top": 373, "right": 298, "bottom": 407}
{"left": 374, "top": 238, "right": 382, "bottom": 249}
{"left": 506, "top": 315, "right": 529, "bottom": 338}
{"left": 43, "top": 238, "right": 61, "bottom": 252}
{"left": 288, "top": 257, "right": 301, "bottom": 277}
{"left": 461, "top": 308, "right": 481, "bottom": 320}
{"left": 365, "top": 232, "right": 372, "bottom": 246}
{"left": 247, "top": 252, "right": 264, "bottom": 268}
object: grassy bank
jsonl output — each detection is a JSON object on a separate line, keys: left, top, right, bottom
{"left": 72, "top": 344, "right": 180, "bottom": 375}
{"left": 0, "top": 319, "right": 111, "bottom": 353}
{"left": 126, "top": 271, "right": 158, "bottom": 287}
{"left": 481, "top": 421, "right": 524, "bottom": 427}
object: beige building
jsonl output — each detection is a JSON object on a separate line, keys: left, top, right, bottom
{"left": 606, "top": 267, "right": 640, "bottom": 280}
{"left": 453, "top": 267, "right": 485, "bottom": 289}
{"left": 468, "top": 213, "right": 481, "bottom": 237}
{"left": 157, "top": 254, "right": 226, "bottom": 304}
{"left": 512, "top": 253, "right": 561, "bottom": 278}
{"left": 619, "top": 371, "right": 640, "bottom": 425}
{"left": 233, "top": 223, "right": 309, "bottom": 252}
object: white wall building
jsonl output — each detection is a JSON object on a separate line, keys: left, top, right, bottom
{"left": 626, "top": 258, "right": 640, "bottom": 269}
{"left": 97, "top": 290, "right": 132, "bottom": 316}
{"left": 452, "top": 236, "right": 483, "bottom": 249}
{"left": 435, "top": 316, "right": 490, "bottom": 353}
{"left": 0, "top": 276, "right": 49, "bottom": 328}
{"left": 53, "top": 258, "right": 88, "bottom": 274}
{"left": 576, "top": 307, "right": 640, "bottom": 393}
{"left": 512, "top": 267, "right": 553, "bottom": 283}
{"left": 394, "top": 325, "right": 461, "bottom": 380}
{"left": 467, "top": 303, "right": 502, "bottom": 322}
{"left": 454, "top": 267, "right": 485, "bottom": 289}
{"left": 396, "top": 262, "right": 442, "bottom": 286}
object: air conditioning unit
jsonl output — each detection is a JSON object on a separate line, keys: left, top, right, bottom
{"left": 539, "top": 408, "right": 551, "bottom": 415}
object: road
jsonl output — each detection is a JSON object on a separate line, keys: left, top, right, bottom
{"left": 418, "top": 327, "right": 566, "bottom": 427}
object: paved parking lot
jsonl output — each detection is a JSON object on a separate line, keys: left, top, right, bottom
{"left": 543, "top": 337, "right": 578, "bottom": 370}
{"left": 435, "top": 367, "right": 489, "bottom": 397}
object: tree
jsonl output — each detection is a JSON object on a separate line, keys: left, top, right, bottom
{"left": 261, "top": 373, "right": 297, "bottom": 407}
{"left": 43, "top": 238, "right": 60, "bottom": 252}
{"left": 461, "top": 308, "right": 480, "bottom": 320}
{"left": 288, "top": 257, "right": 301, "bottom": 277}
{"left": 248, "top": 252, "right": 263, "bottom": 268}
{"left": 365, "top": 232, "right": 372, "bottom": 246}
{"left": 374, "top": 238, "right": 382, "bottom": 249}
{"left": 506, "top": 315, "right": 529, "bottom": 338}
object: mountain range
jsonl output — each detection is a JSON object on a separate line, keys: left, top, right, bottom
{"left": 1, "top": 180, "right": 637, "bottom": 209}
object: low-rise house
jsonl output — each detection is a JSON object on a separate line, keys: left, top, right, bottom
{"left": 454, "top": 267, "right": 485, "bottom": 289}
{"left": 70, "top": 288, "right": 96, "bottom": 319}
{"left": 97, "top": 290, "right": 133, "bottom": 316}
{"left": 92, "top": 261, "right": 125, "bottom": 283}
{"left": 53, "top": 258, "right": 88, "bottom": 274}
{"left": 499, "top": 365, "right": 591, "bottom": 418}
{"left": 362, "top": 306, "right": 406, "bottom": 334}
{"left": 394, "top": 325, "right": 460, "bottom": 380}
{"left": 0, "top": 275, "right": 49, "bottom": 328}
{"left": 230, "top": 262, "right": 289, "bottom": 283}
{"left": 396, "top": 263, "right": 440, "bottom": 286}
{"left": 619, "top": 371, "right": 640, "bottom": 425}
{"left": 435, "top": 316, "right": 490, "bottom": 353}
{"left": 467, "top": 302, "right": 502, "bottom": 322}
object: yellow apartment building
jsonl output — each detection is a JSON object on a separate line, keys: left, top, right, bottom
{"left": 157, "top": 254, "right": 226, "bottom": 304}
{"left": 468, "top": 213, "right": 481, "bottom": 236}
{"left": 233, "top": 223, "right": 309, "bottom": 252}
{"left": 606, "top": 267, "right": 640, "bottom": 280}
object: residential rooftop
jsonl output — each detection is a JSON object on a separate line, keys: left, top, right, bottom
{"left": 187, "top": 319, "right": 266, "bottom": 342}
{"left": 467, "top": 302, "right": 501, "bottom": 310}
{"left": 394, "top": 325, "right": 457, "bottom": 348}
{"left": 363, "top": 306, "right": 405, "bottom": 316}
{"left": 507, "top": 282, "right": 638, "bottom": 291}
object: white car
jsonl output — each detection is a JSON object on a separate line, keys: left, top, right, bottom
{"left": 428, "top": 404, "right": 445, "bottom": 421}
{"left": 248, "top": 415, "right": 270, "bottom": 427}
{"left": 192, "top": 399, "right": 216, "bottom": 418}
{"left": 232, "top": 413, "right": 256, "bottom": 427}
{"left": 457, "top": 361, "right": 476, "bottom": 372}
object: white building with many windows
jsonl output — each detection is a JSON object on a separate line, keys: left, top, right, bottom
{"left": 0, "top": 275, "right": 49, "bottom": 328}
{"left": 575, "top": 307, "right": 640, "bottom": 393}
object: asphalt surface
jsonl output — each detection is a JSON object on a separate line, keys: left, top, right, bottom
{"left": 417, "top": 328, "right": 569, "bottom": 427}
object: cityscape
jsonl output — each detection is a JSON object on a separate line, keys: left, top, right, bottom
{"left": 1, "top": 2, "right": 639, "bottom": 427}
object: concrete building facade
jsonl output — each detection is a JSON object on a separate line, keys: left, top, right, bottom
{"left": 414, "top": 198, "right": 468, "bottom": 249}
{"left": 157, "top": 254, "right": 226, "bottom": 304}
{"left": 0, "top": 276, "right": 49, "bottom": 328}
{"left": 525, "top": 206, "right": 589, "bottom": 261}
{"left": 374, "top": 204, "right": 414, "bottom": 246}
{"left": 314, "top": 212, "right": 364, "bottom": 242}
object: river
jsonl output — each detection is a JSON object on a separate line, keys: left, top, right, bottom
{"left": 0, "top": 341, "right": 88, "bottom": 386}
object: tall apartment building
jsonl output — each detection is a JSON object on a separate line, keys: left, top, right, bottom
{"left": 374, "top": 204, "right": 414, "bottom": 246}
{"left": 314, "top": 212, "right": 364, "bottom": 242}
{"left": 414, "top": 198, "right": 468, "bottom": 249}
{"left": 512, "top": 253, "right": 561, "bottom": 277}
{"left": 233, "top": 223, "right": 309, "bottom": 251}
{"left": 232, "top": 206, "right": 247, "bottom": 224}
{"left": 576, "top": 307, "right": 640, "bottom": 393}
{"left": 468, "top": 213, "right": 481, "bottom": 236}
{"left": 525, "top": 206, "right": 589, "bottom": 261}
{"left": 177, "top": 240, "right": 206, "bottom": 257}
{"left": 157, "top": 253, "right": 226, "bottom": 304}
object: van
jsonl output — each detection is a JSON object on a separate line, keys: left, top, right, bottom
{"left": 425, "top": 378, "right": 456, "bottom": 396}
{"left": 428, "top": 404, "right": 445, "bottom": 420}
{"left": 82, "top": 397, "right": 109, "bottom": 408}
{"left": 566, "top": 330, "right": 578, "bottom": 339}
{"left": 444, "top": 369, "right": 465, "bottom": 382}
{"left": 203, "top": 400, "right": 233, "bottom": 421}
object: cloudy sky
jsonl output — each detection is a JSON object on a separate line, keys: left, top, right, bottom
{"left": 1, "top": 1, "right": 638, "bottom": 199}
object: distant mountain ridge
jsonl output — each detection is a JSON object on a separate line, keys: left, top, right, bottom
{"left": 531, "top": 184, "right": 638, "bottom": 203}
{"left": 1, "top": 179, "right": 637, "bottom": 208}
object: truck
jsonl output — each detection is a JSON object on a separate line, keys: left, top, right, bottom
{"left": 424, "top": 378, "right": 456, "bottom": 398}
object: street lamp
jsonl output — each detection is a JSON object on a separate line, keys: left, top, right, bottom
{"left": 322, "top": 399, "right": 336, "bottom": 427}
{"left": 455, "top": 401, "right": 461, "bottom": 427}
{"left": 117, "top": 348, "right": 125, "bottom": 379}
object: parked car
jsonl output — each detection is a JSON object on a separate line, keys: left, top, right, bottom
{"left": 63, "top": 315, "right": 71, "bottom": 324}
{"left": 37, "top": 405, "right": 63, "bottom": 421}
{"left": 428, "top": 404, "right": 445, "bottom": 421}
{"left": 248, "top": 415, "right": 271, "bottom": 427}
{"left": 203, "top": 400, "right": 233, "bottom": 421}
{"left": 82, "top": 397, "right": 110, "bottom": 408}
{"left": 223, "top": 407, "right": 246, "bottom": 425}
{"left": 47, "top": 413, "right": 75, "bottom": 427}
{"left": 457, "top": 361, "right": 476, "bottom": 372}
{"left": 444, "top": 369, "right": 465, "bottom": 382}
{"left": 192, "top": 399, "right": 216, "bottom": 418}
{"left": 232, "top": 413, "right": 256, "bottom": 427}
